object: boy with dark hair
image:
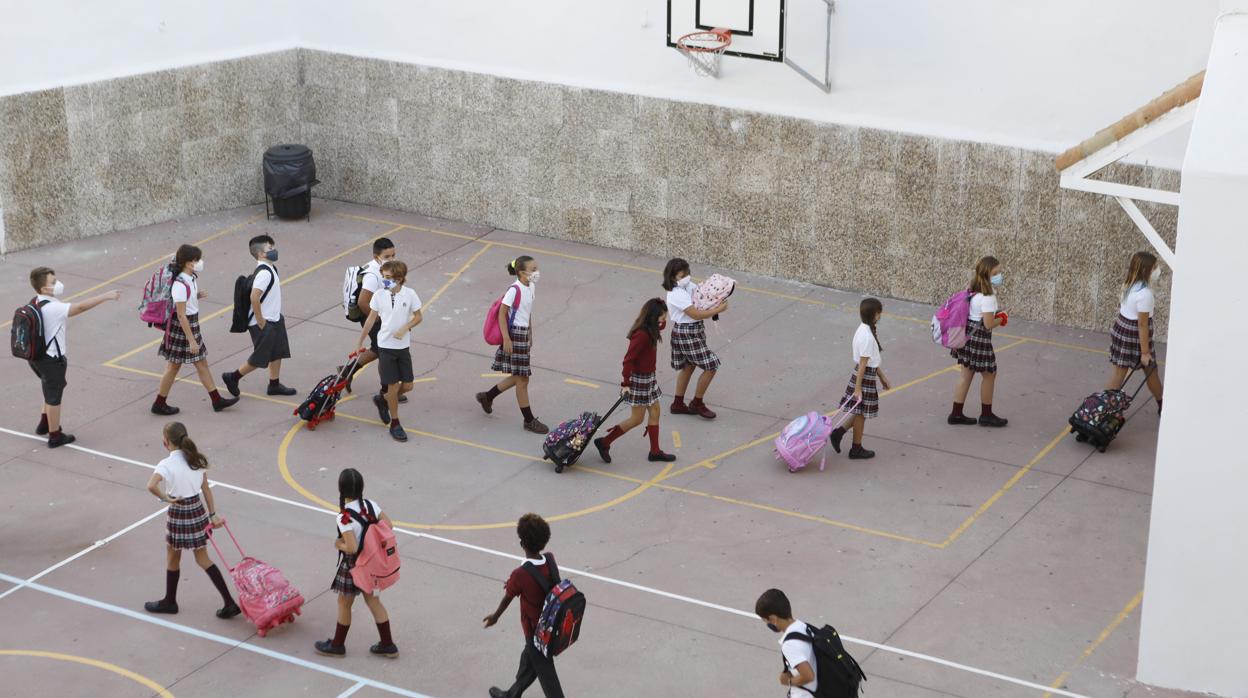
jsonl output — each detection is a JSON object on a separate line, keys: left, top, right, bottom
{"left": 222, "top": 234, "right": 296, "bottom": 398}
{"left": 343, "top": 237, "right": 402, "bottom": 402}
{"left": 355, "top": 260, "right": 422, "bottom": 442}
{"left": 24, "top": 266, "right": 122, "bottom": 447}
{"left": 483, "top": 513, "right": 564, "bottom": 698}
{"left": 756, "top": 588, "right": 818, "bottom": 696}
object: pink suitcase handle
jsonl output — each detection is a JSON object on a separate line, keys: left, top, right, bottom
{"left": 204, "top": 520, "right": 247, "bottom": 571}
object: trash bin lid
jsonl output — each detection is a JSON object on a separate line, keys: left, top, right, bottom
{"left": 264, "top": 144, "right": 313, "bottom": 163}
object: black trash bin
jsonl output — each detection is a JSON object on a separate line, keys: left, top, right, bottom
{"left": 263, "top": 144, "right": 320, "bottom": 221}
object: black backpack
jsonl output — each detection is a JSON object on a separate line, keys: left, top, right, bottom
{"left": 11, "top": 298, "right": 55, "bottom": 361}
{"left": 783, "top": 624, "right": 866, "bottom": 698}
{"left": 230, "top": 264, "right": 276, "bottom": 333}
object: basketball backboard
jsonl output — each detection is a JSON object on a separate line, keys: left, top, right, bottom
{"left": 667, "top": 0, "right": 835, "bottom": 90}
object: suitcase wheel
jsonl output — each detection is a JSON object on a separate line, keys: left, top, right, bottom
{"left": 1074, "top": 433, "right": 1087, "bottom": 443}
{"left": 257, "top": 628, "right": 268, "bottom": 638}
{"left": 307, "top": 422, "right": 317, "bottom": 431}
{"left": 555, "top": 463, "right": 565, "bottom": 474}
{"left": 1098, "top": 444, "right": 1108, "bottom": 453}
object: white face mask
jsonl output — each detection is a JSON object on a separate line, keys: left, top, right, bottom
{"left": 1149, "top": 267, "right": 1161, "bottom": 284}
{"left": 527, "top": 270, "right": 540, "bottom": 284}
{"left": 193, "top": 260, "right": 204, "bottom": 273}
{"left": 49, "top": 280, "right": 65, "bottom": 297}
{"left": 677, "top": 276, "right": 692, "bottom": 290}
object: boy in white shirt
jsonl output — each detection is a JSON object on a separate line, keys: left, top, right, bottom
{"left": 24, "top": 266, "right": 122, "bottom": 448}
{"left": 755, "top": 589, "right": 818, "bottom": 696}
{"left": 356, "top": 260, "right": 422, "bottom": 442}
{"left": 222, "top": 235, "right": 297, "bottom": 398}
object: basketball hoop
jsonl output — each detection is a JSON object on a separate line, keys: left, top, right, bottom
{"left": 677, "top": 28, "right": 732, "bottom": 78}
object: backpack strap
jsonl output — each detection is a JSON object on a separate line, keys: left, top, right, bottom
{"left": 781, "top": 629, "right": 820, "bottom": 696}
{"left": 506, "top": 283, "right": 522, "bottom": 329}
{"left": 343, "top": 499, "right": 377, "bottom": 566}
{"left": 523, "top": 553, "right": 558, "bottom": 594}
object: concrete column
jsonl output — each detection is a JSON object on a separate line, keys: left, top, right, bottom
{"left": 1137, "top": 3, "right": 1248, "bottom": 696}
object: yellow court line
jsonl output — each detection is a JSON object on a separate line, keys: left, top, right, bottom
{"left": 481, "top": 372, "right": 507, "bottom": 378}
{"left": 277, "top": 417, "right": 675, "bottom": 530}
{"left": 423, "top": 242, "right": 493, "bottom": 311}
{"left": 0, "top": 214, "right": 261, "bottom": 331}
{"left": 334, "top": 212, "right": 478, "bottom": 241}
{"left": 939, "top": 426, "right": 1070, "bottom": 548}
{"left": 564, "top": 378, "right": 600, "bottom": 389}
{"left": 0, "top": 650, "right": 174, "bottom": 696}
{"left": 672, "top": 431, "right": 681, "bottom": 449}
{"left": 1043, "top": 591, "right": 1144, "bottom": 698}
{"left": 102, "top": 226, "right": 406, "bottom": 368}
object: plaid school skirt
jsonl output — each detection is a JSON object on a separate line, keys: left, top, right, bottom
{"left": 166, "top": 494, "right": 210, "bottom": 550}
{"left": 492, "top": 326, "right": 532, "bottom": 377}
{"left": 951, "top": 321, "right": 996, "bottom": 374}
{"left": 625, "top": 371, "right": 662, "bottom": 407}
{"left": 1109, "top": 314, "right": 1154, "bottom": 368}
{"left": 670, "top": 321, "right": 721, "bottom": 372}
{"left": 331, "top": 554, "right": 360, "bottom": 596}
{"left": 838, "top": 366, "right": 880, "bottom": 419}
{"left": 158, "top": 313, "right": 208, "bottom": 364}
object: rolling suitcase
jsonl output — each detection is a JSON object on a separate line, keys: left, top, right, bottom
{"left": 206, "top": 522, "right": 305, "bottom": 637}
{"left": 1068, "top": 365, "right": 1155, "bottom": 452}
{"left": 542, "top": 395, "right": 627, "bottom": 473}
{"left": 293, "top": 352, "right": 360, "bottom": 430}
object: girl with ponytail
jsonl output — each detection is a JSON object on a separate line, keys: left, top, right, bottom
{"left": 593, "top": 298, "right": 677, "bottom": 463}
{"left": 948, "top": 255, "right": 1009, "bottom": 427}
{"left": 1107, "top": 251, "right": 1165, "bottom": 412}
{"left": 144, "top": 422, "right": 240, "bottom": 619}
{"left": 829, "top": 298, "right": 892, "bottom": 460}
{"left": 315, "top": 468, "right": 399, "bottom": 658}
{"left": 475, "top": 255, "right": 549, "bottom": 434}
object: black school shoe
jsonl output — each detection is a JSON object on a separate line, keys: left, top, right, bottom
{"left": 212, "top": 396, "right": 240, "bottom": 412}
{"left": 978, "top": 414, "right": 1009, "bottom": 427}
{"left": 144, "top": 599, "right": 178, "bottom": 614}
{"left": 947, "top": 415, "right": 977, "bottom": 425}
{"left": 389, "top": 423, "right": 408, "bottom": 443}
{"left": 647, "top": 451, "right": 677, "bottom": 462}
{"left": 475, "top": 391, "right": 494, "bottom": 414}
{"left": 267, "top": 382, "right": 297, "bottom": 396}
{"left": 216, "top": 602, "right": 241, "bottom": 619}
{"left": 35, "top": 421, "right": 48, "bottom": 436}
{"left": 369, "top": 643, "right": 399, "bottom": 658}
{"left": 47, "top": 432, "right": 76, "bottom": 448}
{"left": 314, "top": 640, "right": 345, "bottom": 657}
{"left": 373, "top": 394, "right": 391, "bottom": 424}
{"left": 593, "top": 437, "right": 612, "bottom": 463}
{"left": 489, "top": 689, "right": 507, "bottom": 698}
{"left": 151, "top": 402, "right": 181, "bottom": 416}
{"left": 221, "top": 371, "right": 241, "bottom": 397}
{"left": 848, "top": 445, "right": 876, "bottom": 460}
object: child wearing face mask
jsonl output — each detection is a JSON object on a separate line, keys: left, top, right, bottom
{"left": 662, "top": 258, "right": 728, "bottom": 419}
{"left": 356, "top": 260, "right": 423, "bottom": 443}
{"left": 948, "top": 255, "right": 1008, "bottom": 427}
{"left": 221, "top": 234, "right": 296, "bottom": 400}
{"left": 153, "top": 244, "right": 239, "bottom": 415}
{"left": 755, "top": 589, "right": 819, "bottom": 696}
{"left": 475, "top": 256, "right": 548, "bottom": 434}
{"left": 1107, "top": 251, "right": 1165, "bottom": 412}
{"left": 829, "top": 298, "right": 892, "bottom": 460}
{"left": 24, "top": 266, "right": 122, "bottom": 447}
{"left": 593, "top": 298, "right": 677, "bottom": 463}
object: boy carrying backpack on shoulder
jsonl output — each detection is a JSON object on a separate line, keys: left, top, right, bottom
{"left": 756, "top": 588, "right": 866, "bottom": 697}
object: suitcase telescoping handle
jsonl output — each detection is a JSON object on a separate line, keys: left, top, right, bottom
{"left": 204, "top": 520, "right": 247, "bottom": 571}
{"left": 596, "top": 394, "right": 629, "bottom": 426}
{"left": 1121, "top": 363, "right": 1157, "bottom": 400}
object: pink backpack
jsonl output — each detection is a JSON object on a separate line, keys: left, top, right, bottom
{"left": 691, "top": 274, "right": 736, "bottom": 312}
{"left": 932, "top": 290, "right": 973, "bottom": 349}
{"left": 346, "top": 500, "right": 401, "bottom": 595}
{"left": 773, "top": 400, "right": 861, "bottom": 472}
{"left": 483, "top": 283, "right": 522, "bottom": 346}
{"left": 138, "top": 263, "right": 187, "bottom": 329}
{"left": 207, "top": 522, "right": 304, "bottom": 637}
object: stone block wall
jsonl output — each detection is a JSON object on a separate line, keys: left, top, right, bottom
{"left": 0, "top": 50, "right": 299, "bottom": 251}
{"left": 0, "top": 47, "right": 1174, "bottom": 335}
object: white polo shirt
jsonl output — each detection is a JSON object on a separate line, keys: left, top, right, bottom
{"left": 370, "top": 285, "right": 422, "bottom": 350}
{"left": 33, "top": 294, "right": 70, "bottom": 358}
{"left": 666, "top": 284, "right": 697, "bottom": 325}
{"left": 969, "top": 292, "right": 998, "bottom": 321}
{"left": 1119, "top": 283, "right": 1155, "bottom": 318}
{"left": 250, "top": 262, "right": 282, "bottom": 325}
{"left": 171, "top": 273, "right": 200, "bottom": 316}
{"left": 361, "top": 259, "right": 384, "bottom": 296}
{"left": 780, "top": 620, "right": 818, "bottom": 696}
{"left": 501, "top": 282, "right": 534, "bottom": 328}
{"left": 155, "top": 449, "right": 206, "bottom": 500}
{"left": 852, "top": 323, "right": 882, "bottom": 368}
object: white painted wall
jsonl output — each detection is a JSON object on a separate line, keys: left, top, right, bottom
{"left": 299, "top": 0, "right": 1218, "bottom": 168}
{"left": 0, "top": 0, "right": 296, "bottom": 96}
{"left": 1137, "top": 3, "right": 1248, "bottom": 696}
{"left": 1, "top": 0, "right": 1215, "bottom": 168}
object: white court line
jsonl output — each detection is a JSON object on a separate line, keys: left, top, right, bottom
{"left": 0, "top": 571, "right": 435, "bottom": 698}
{"left": 0, "top": 506, "right": 167, "bottom": 602}
{"left": 0, "top": 427, "right": 1090, "bottom": 698}
{"left": 337, "top": 681, "right": 367, "bottom": 698}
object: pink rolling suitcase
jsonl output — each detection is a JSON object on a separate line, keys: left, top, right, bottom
{"left": 206, "top": 522, "right": 304, "bottom": 637}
